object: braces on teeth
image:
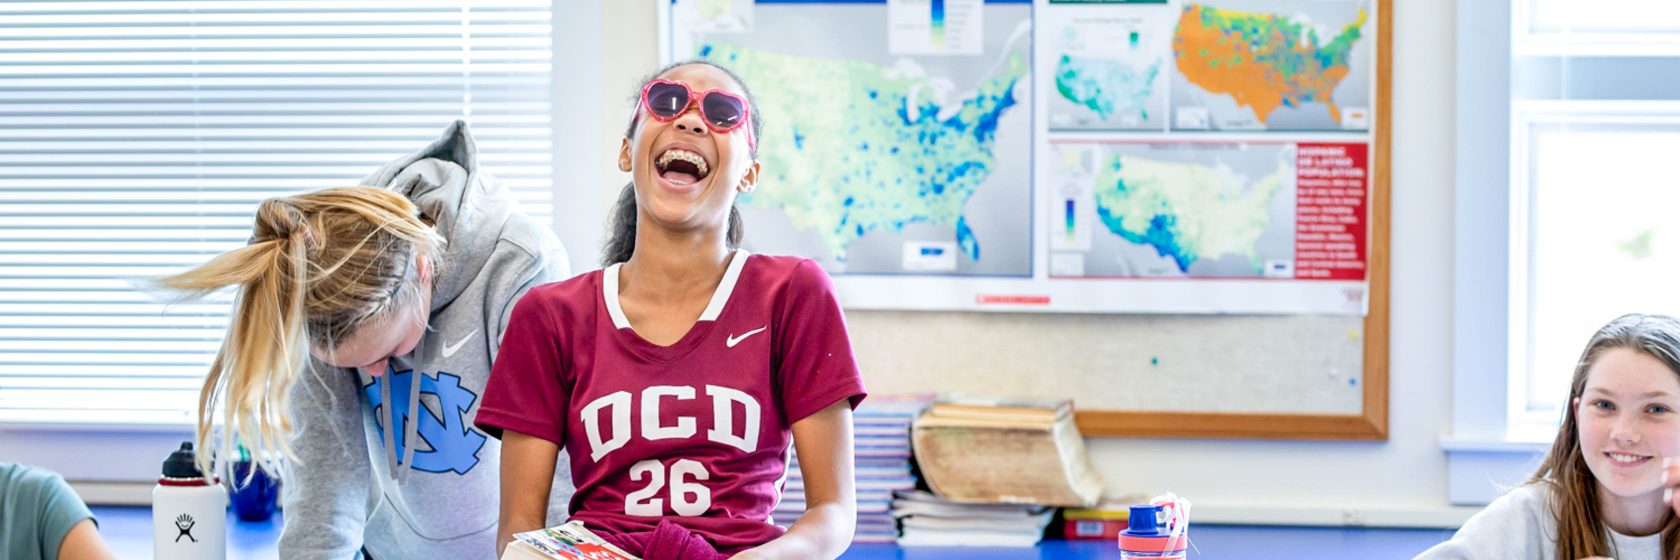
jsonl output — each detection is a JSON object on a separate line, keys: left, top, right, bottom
{"left": 657, "top": 149, "right": 709, "bottom": 177}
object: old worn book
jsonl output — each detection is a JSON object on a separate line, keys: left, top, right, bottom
{"left": 911, "top": 398, "right": 1102, "bottom": 507}
{"left": 500, "top": 520, "right": 639, "bottom": 560}
{"left": 926, "top": 397, "right": 1072, "bottom": 425}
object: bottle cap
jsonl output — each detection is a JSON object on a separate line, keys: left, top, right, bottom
{"left": 1119, "top": 503, "right": 1187, "bottom": 554}
{"left": 162, "top": 441, "right": 205, "bottom": 479}
{"left": 1124, "top": 505, "right": 1162, "bottom": 535}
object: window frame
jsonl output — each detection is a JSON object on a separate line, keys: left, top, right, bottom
{"left": 1446, "top": 0, "right": 1540, "bottom": 506}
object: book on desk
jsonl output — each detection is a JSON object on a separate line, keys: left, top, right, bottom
{"left": 501, "top": 521, "right": 638, "bottom": 560}
{"left": 911, "top": 397, "right": 1103, "bottom": 508}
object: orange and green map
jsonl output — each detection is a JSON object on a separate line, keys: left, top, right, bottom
{"left": 1173, "top": 4, "right": 1367, "bottom": 126}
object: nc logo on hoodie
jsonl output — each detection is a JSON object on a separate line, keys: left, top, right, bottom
{"left": 364, "top": 370, "right": 487, "bottom": 475}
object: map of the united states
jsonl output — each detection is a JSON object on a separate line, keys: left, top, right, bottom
{"left": 1092, "top": 153, "right": 1289, "bottom": 273}
{"left": 699, "top": 43, "right": 1027, "bottom": 263}
{"left": 1055, "top": 54, "right": 1159, "bottom": 123}
{"left": 1173, "top": 4, "right": 1367, "bottom": 126}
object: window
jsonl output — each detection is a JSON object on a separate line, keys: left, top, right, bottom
{"left": 1505, "top": 0, "right": 1680, "bottom": 439}
{"left": 0, "top": 1, "right": 555, "bottom": 427}
{"left": 1508, "top": 114, "right": 1680, "bottom": 439}
{"left": 1449, "top": 0, "right": 1680, "bottom": 503}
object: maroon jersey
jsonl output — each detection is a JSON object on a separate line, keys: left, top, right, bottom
{"left": 476, "top": 251, "right": 867, "bottom": 553}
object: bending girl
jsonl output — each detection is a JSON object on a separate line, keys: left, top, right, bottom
{"left": 160, "top": 123, "right": 573, "bottom": 559}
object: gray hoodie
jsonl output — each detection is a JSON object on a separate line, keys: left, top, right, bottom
{"left": 278, "top": 121, "right": 574, "bottom": 559}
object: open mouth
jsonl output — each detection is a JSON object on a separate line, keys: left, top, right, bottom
{"left": 655, "top": 147, "right": 711, "bottom": 186}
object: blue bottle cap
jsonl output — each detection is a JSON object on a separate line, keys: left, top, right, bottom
{"left": 1124, "top": 504, "right": 1162, "bottom": 536}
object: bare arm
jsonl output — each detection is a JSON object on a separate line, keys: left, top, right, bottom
{"left": 55, "top": 519, "right": 114, "bottom": 560}
{"left": 738, "top": 400, "right": 857, "bottom": 560}
{"left": 498, "top": 430, "right": 562, "bottom": 555}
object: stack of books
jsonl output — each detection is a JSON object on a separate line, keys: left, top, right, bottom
{"left": 773, "top": 396, "right": 930, "bottom": 543}
{"left": 892, "top": 489, "right": 1055, "bottom": 547}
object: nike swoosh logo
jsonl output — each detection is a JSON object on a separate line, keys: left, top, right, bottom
{"left": 726, "top": 326, "right": 767, "bottom": 348}
{"left": 440, "top": 330, "right": 478, "bottom": 358}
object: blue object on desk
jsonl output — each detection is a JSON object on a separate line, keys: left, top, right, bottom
{"left": 90, "top": 506, "right": 1452, "bottom": 560}
{"left": 230, "top": 459, "right": 279, "bottom": 522}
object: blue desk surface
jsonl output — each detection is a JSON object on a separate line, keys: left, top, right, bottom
{"left": 91, "top": 506, "right": 1450, "bottom": 559}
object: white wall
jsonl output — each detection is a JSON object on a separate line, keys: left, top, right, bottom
{"left": 552, "top": 1, "right": 604, "bottom": 276}
{"left": 589, "top": 0, "right": 1469, "bottom": 526}
{"left": 596, "top": 2, "right": 656, "bottom": 266}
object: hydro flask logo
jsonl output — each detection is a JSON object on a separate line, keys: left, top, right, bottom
{"left": 174, "top": 513, "right": 197, "bottom": 543}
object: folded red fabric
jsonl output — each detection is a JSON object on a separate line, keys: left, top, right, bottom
{"left": 602, "top": 520, "right": 728, "bottom": 560}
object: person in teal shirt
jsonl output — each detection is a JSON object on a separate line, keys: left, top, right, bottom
{"left": 0, "top": 463, "right": 113, "bottom": 560}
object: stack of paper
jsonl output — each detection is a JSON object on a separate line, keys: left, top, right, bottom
{"left": 773, "top": 396, "right": 930, "bottom": 543}
{"left": 892, "top": 490, "right": 1055, "bottom": 547}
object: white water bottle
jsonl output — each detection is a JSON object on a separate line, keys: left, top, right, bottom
{"left": 153, "top": 442, "right": 227, "bottom": 560}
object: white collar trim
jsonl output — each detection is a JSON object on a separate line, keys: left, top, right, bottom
{"left": 603, "top": 249, "right": 750, "bottom": 330}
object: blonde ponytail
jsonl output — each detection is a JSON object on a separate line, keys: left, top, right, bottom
{"left": 157, "top": 187, "right": 443, "bottom": 477}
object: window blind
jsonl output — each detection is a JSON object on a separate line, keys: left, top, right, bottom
{"left": 0, "top": 1, "right": 554, "bottom": 425}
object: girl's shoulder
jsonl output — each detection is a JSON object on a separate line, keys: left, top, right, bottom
{"left": 518, "top": 268, "right": 606, "bottom": 314}
{"left": 1498, "top": 482, "right": 1552, "bottom": 503}
{"left": 741, "top": 253, "right": 832, "bottom": 292}
{"left": 743, "top": 252, "right": 810, "bottom": 272}
{"left": 1473, "top": 482, "right": 1552, "bottom": 514}
{"left": 1472, "top": 482, "right": 1556, "bottom": 531}
{"left": 1415, "top": 482, "right": 1557, "bottom": 560}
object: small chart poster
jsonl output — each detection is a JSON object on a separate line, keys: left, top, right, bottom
{"left": 663, "top": 0, "right": 1378, "bottom": 314}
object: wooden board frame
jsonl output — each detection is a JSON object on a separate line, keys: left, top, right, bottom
{"left": 1075, "top": 0, "right": 1393, "bottom": 441}
{"left": 656, "top": 0, "right": 1395, "bottom": 440}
